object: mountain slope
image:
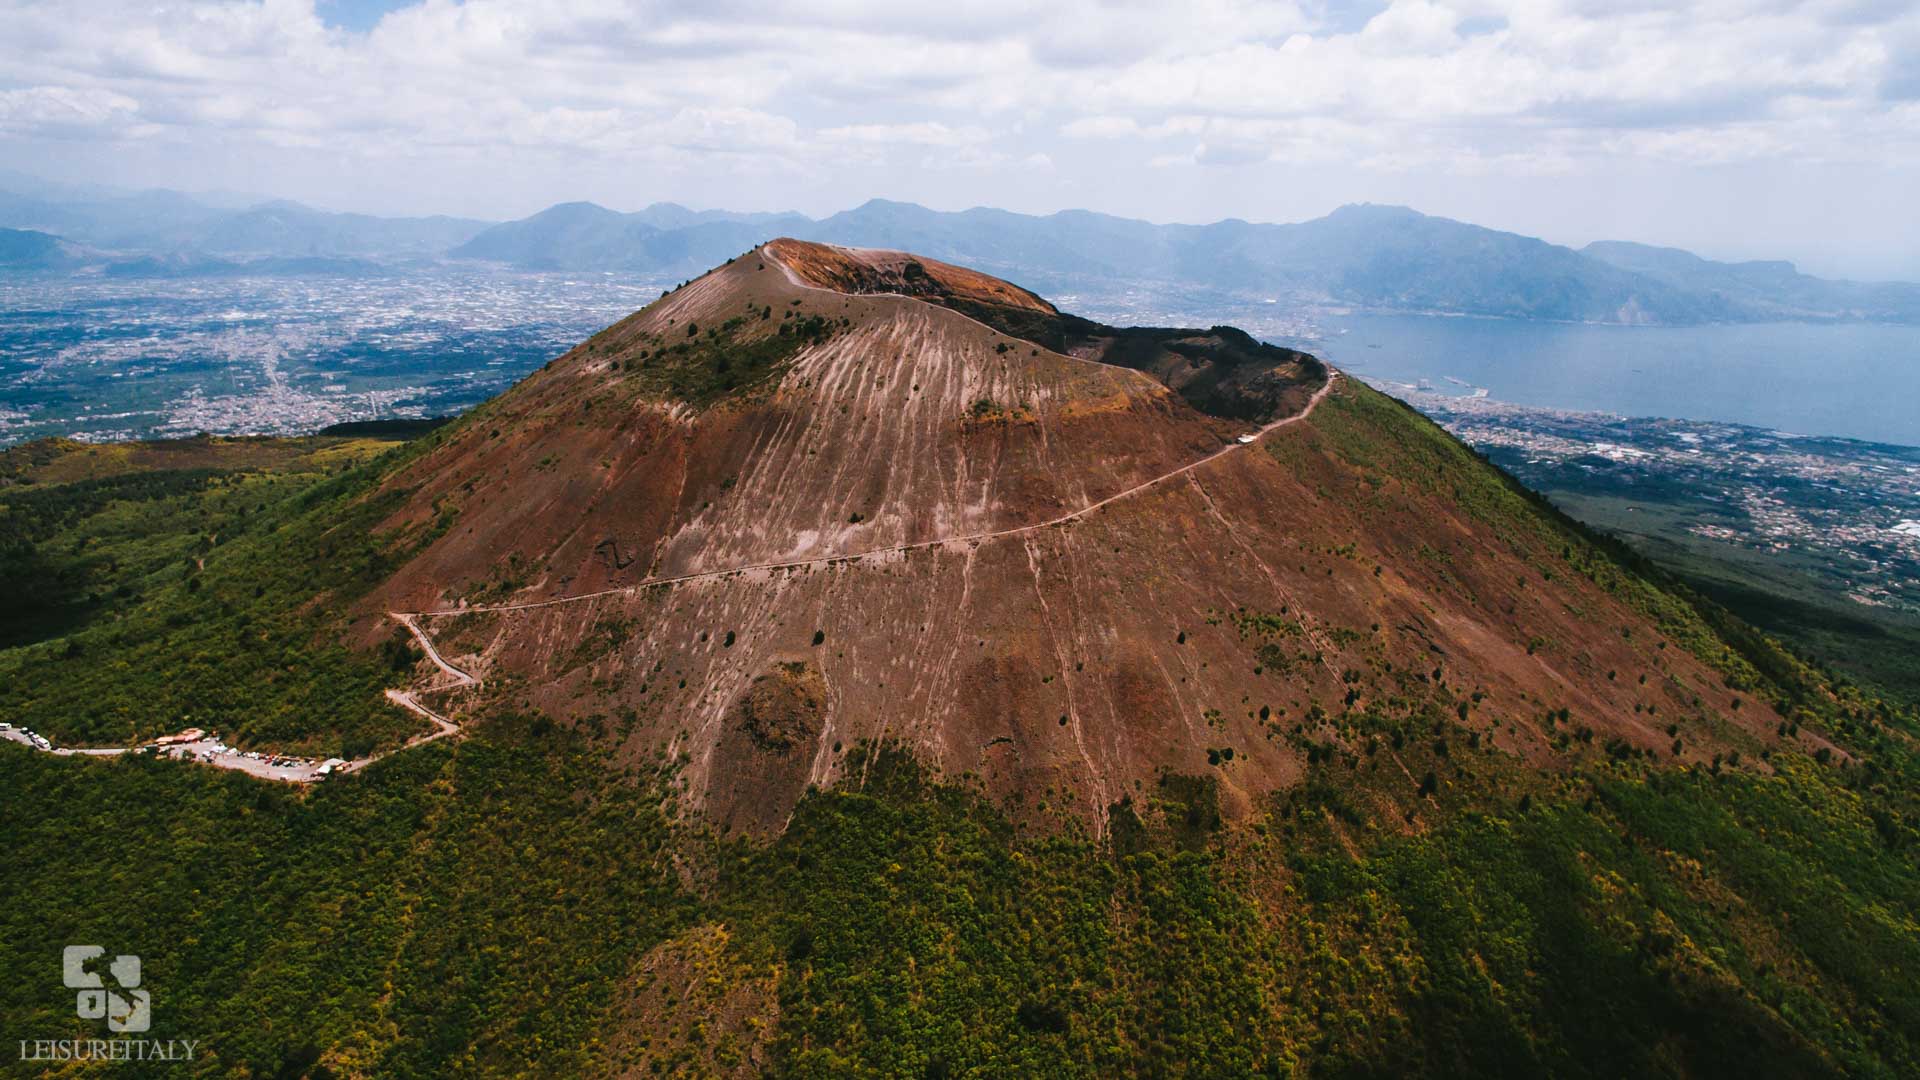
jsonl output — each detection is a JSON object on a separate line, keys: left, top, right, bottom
{"left": 1248, "top": 204, "right": 1720, "bottom": 322}
{"left": 450, "top": 201, "right": 810, "bottom": 274}
{"left": 0, "top": 226, "right": 87, "bottom": 271}
{"left": 189, "top": 200, "right": 489, "bottom": 257}
{"left": 352, "top": 239, "right": 1811, "bottom": 833}
{"left": 0, "top": 182, "right": 491, "bottom": 260}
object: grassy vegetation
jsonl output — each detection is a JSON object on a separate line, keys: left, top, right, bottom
{"left": 1545, "top": 486, "right": 1920, "bottom": 709}
{"left": 604, "top": 310, "right": 840, "bottom": 407}
{"left": 0, "top": 720, "right": 689, "bottom": 1078}
{"left": 1297, "top": 383, "right": 1914, "bottom": 754}
{"left": 700, "top": 737, "right": 1916, "bottom": 1078}
{"left": 0, "top": 433, "right": 455, "bottom": 755}
{"left": 5, "top": 727, "right": 1915, "bottom": 1077}
{"left": 0, "top": 465, "right": 231, "bottom": 645}
{"left": 940, "top": 297, "right": 1327, "bottom": 422}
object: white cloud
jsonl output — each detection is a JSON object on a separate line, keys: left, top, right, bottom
{"left": 3, "top": 1, "right": 1911, "bottom": 166}
{"left": 820, "top": 122, "right": 991, "bottom": 147}
{"left": 0, "top": 86, "right": 141, "bottom": 135}
{"left": 0, "top": 0, "right": 1914, "bottom": 265}
{"left": 1358, "top": 0, "right": 1468, "bottom": 56}
{"left": 1060, "top": 115, "right": 1145, "bottom": 139}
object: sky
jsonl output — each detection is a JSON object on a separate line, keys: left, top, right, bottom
{"left": 2, "top": 0, "right": 1917, "bottom": 279}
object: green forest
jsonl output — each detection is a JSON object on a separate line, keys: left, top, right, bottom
{"left": 0, "top": 435, "right": 448, "bottom": 756}
{"left": 4, "top": 712, "right": 1918, "bottom": 1076}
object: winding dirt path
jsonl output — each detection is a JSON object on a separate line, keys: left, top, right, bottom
{"left": 392, "top": 612, "right": 479, "bottom": 688}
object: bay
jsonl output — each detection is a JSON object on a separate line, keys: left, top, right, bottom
{"left": 1313, "top": 314, "right": 1920, "bottom": 447}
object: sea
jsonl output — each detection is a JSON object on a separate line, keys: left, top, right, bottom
{"left": 1309, "top": 314, "right": 1920, "bottom": 448}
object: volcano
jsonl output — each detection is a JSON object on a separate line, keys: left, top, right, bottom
{"left": 365, "top": 239, "right": 1791, "bottom": 831}
{"left": 13, "top": 235, "right": 1909, "bottom": 1078}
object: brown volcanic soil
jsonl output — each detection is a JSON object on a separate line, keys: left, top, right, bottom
{"left": 366, "top": 240, "right": 1783, "bottom": 831}
{"left": 764, "top": 237, "right": 1056, "bottom": 313}
{"left": 370, "top": 242, "right": 1242, "bottom": 610}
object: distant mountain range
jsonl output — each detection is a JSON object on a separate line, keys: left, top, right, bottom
{"left": 0, "top": 185, "right": 488, "bottom": 259}
{"left": 0, "top": 225, "right": 397, "bottom": 280}
{"left": 1580, "top": 240, "right": 1920, "bottom": 323}
{"left": 0, "top": 226, "right": 87, "bottom": 271}
{"left": 447, "top": 201, "right": 810, "bottom": 272}
{"left": 5, "top": 174, "right": 1917, "bottom": 326}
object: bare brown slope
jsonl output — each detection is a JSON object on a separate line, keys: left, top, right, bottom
{"left": 764, "top": 237, "right": 1055, "bottom": 313}
{"left": 364, "top": 243, "right": 1786, "bottom": 833}
{"left": 365, "top": 246, "right": 1249, "bottom": 616}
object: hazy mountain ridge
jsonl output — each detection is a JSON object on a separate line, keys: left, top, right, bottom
{"left": 5, "top": 172, "right": 1917, "bottom": 324}
{"left": 1585, "top": 239, "right": 1920, "bottom": 323}
{"left": 446, "top": 200, "right": 810, "bottom": 274}
{"left": 0, "top": 226, "right": 87, "bottom": 271}
{"left": 0, "top": 183, "right": 490, "bottom": 261}
{"left": 453, "top": 198, "right": 1912, "bottom": 324}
